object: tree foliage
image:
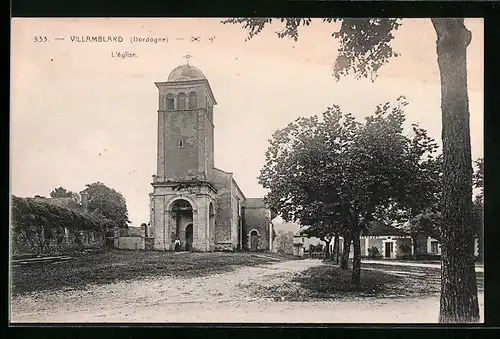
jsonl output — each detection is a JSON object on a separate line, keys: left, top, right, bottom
{"left": 222, "top": 18, "right": 402, "bottom": 81}
{"left": 11, "top": 195, "right": 102, "bottom": 232}
{"left": 82, "top": 182, "right": 130, "bottom": 229}
{"left": 274, "top": 231, "right": 294, "bottom": 255}
{"left": 50, "top": 186, "right": 80, "bottom": 204}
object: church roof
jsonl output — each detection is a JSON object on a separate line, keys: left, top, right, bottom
{"left": 167, "top": 64, "right": 206, "bottom": 82}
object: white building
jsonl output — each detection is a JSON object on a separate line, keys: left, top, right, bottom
{"left": 292, "top": 226, "right": 327, "bottom": 257}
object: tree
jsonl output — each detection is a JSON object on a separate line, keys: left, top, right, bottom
{"left": 82, "top": 182, "right": 130, "bottom": 230}
{"left": 50, "top": 187, "right": 80, "bottom": 203}
{"left": 275, "top": 231, "right": 294, "bottom": 254}
{"left": 258, "top": 106, "right": 359, "bottom": 267}
{"left": 344, "top": 98, "right": 421, "bottom": 289}
{"left": 383, "top": 127, "right": 443, "bottom": 258}
{"left": 223, "top": 17, "right": 478, "bottom": 323}
{"left": 259, "top": 97, "right": 426, "bottom": 288}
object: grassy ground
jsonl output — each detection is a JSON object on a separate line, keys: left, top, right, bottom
{"left": 363, "top": 262, "right": 484, "bottom": 295}
{"left": 253, "top": 261, "right": 484, "bottom": 301}
{"left": 10, "top": 249, "right": 296, "bottom": 295}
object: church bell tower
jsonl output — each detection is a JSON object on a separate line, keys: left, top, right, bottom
{"left": 150, "top": 56, "right": 217, "bottom": 252}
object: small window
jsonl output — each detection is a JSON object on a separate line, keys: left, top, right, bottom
{"left": 431, "top": 241, "right": 439, "bottom": 254}
{"left": 178, "top": 140, "right": 184, "bottom": 148}
{"left": 302, "top": 237, "right": 305, "bottom": 242}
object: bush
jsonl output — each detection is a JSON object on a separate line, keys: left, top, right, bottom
{"left": 398, "top": 243, "right": 412, "bottom": 255}
{"left": 367, "top": 246, "right": 380, "bottom": 258}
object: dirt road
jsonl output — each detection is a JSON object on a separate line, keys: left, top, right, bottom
{"left": 10, "top": 258, "right": 484, "bottom": 323}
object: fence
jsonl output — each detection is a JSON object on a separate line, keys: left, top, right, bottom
{"left": 309, "top": 251, "right": 335, "bottom": 260}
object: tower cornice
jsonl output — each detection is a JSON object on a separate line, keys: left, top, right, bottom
{"left": 151, "top": 177, "right": 218, "bottom": 194}
{"left": 155, "top": 78, "right": 217, "bottom": 105}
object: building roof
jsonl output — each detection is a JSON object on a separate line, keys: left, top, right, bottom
{"left": 292, "top": 223, "right": 409, "bottom": 239}
{"left": 167, "top": 64, "right": 206, "bottom": 82}
{"left": 213, "top": 167, "right": 246, "bottom": 200}
{"left": 294, "top": 225, "right": 310, "bottom": 237}
{"left": 243, "top": 198, "right": 266, "bottom": 209}
{"left": 363, "top": 222, "right": 409, "bottom": 236}
{"left": 126, "top": 226, "right": 143, "bottom": 237}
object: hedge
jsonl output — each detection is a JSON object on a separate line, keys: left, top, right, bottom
{"left": 11, "top": 196, "right": 105, "bottom": 231}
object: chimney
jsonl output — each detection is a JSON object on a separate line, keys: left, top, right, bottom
{"left": 80, "top": 191, "right": 89, "bottom": 211}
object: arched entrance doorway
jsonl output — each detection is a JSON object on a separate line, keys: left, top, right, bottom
{"left": 185, "top": 224, "right": 193, "bottom": 251}
{"left": 250, "top": 230, "right": 259, "bottom": 251}
{"left": 171, "top": 199, "right": 193, "bottom": 251}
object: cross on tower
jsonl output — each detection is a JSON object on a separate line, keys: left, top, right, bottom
{"left": 183, "top": 53, "right": 194, "bottom": 65}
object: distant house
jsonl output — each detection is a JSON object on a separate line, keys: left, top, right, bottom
{"left": 323, "top": 223, "right": 480, "bottom": 260}
{"left": 327, "top": 224, "right": 412, "bottom": 259}
{"left": 292, "top": 226, "right": 326, "bottom": 257}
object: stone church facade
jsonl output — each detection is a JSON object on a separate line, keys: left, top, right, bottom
{"left": 149, "top": 63, "right": 273, "bottom": 252}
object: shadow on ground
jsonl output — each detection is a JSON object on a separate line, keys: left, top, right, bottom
{"left": 249, "top": 261, "right": 484, "bottom": 302}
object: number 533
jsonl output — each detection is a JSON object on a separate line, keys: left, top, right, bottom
{"left": 34, "top": 36, "right": 48, "bottom": 42}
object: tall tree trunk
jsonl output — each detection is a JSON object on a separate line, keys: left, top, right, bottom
{"left": 411, "top": 235, "right": 418, "bottom": 260}
{"left": 323, "top": 237, "right": 329, "bottom": 254}
{"left": 432, "top": 18, "right": 479, "bottom": 323}
{"left": 332, "top": 232, "right": 339, "bottom": 263}
{"left": 351, "top": 229, "right": 362, "bottom": 290}
{"left": 335, "top": 234, "right": 340, "bottom": 264}
{"left": 340, "top": 229, "right": 352, "bottom": 269}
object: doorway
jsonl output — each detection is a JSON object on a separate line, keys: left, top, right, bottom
{"left": 250, "top": 230, "right": 258, "bottom": 251}
{"left": 170, "top": 199, "right": 193, "bottom": 251}
{"left": 185, "top": 224, "right": 193, "bottom": 251}
{"left": 384, "top": 242, "right": 394, "bottom": 258}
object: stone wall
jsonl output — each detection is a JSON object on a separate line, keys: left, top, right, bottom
{"left": 230, "top": 181, "right": 245, "bottom": 249}
{"left": 213, "top": 169, "right": 233, "bottom": 247}
{"left": 164, "top": 110, "right": 199, "bottom": 180}
{"left": 11, "top": 226, "right": 105, "bottom": 256}
{"left": 115, "top": 236, "right": 144, "bottom": 250}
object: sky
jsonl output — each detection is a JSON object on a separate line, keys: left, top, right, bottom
{"left": 10, "top": 18, "right": 483, "bottom": 227}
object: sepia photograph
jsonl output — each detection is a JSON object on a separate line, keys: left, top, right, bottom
{"left": 10, "top": 17, "right": 483, "bottom": 323}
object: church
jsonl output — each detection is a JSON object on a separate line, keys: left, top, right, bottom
{"left": 148, "top": 59, "right": 274, "bottom": 252}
